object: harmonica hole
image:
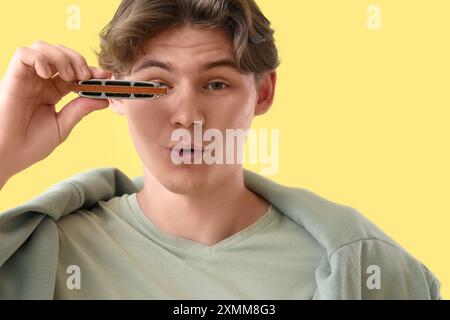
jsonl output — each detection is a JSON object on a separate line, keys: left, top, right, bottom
{"left": 134, "top": 94, "right": 155, "bottom": 98}
{"left": 81, "top": 91, "right": 102, "bottom": 96}
{"left": 105, "top": 81, "right": 131, "bottom": 86}
{"left": 105, "top": 93, "right": 132, "bottom": 98}
{"left": 133, "top": 82, "right": 156, "bottom": 87}
{"left": 80, "top": 81, "right": 102, "bottom": 85}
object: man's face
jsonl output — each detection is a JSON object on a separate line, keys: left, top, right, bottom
{"left": 109, "top": 24, "right": 274, "bottom": 195}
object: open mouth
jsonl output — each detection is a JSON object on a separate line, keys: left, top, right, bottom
{"left": 178, "top": 148, "right": 203, "bottom": 156}
{"left": 167, "top": 146, "right": 204, "bottom": 161}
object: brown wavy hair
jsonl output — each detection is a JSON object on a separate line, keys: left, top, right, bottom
{"left": 94, "top": 0, "right": 280, "bottom": 85}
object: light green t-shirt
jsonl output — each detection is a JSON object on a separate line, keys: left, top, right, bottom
{"left": 54, "top": 193, "right": 325, "bottom": 299}
{"left": 0, "top": 167, "right": 441, "bottom": 299}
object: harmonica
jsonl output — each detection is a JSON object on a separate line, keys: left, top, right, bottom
{"left": 68, "top": 79, "right": 168, "bottom": 99}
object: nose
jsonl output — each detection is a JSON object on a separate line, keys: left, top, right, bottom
{"left": 169, "top": 82, "right": 205, "bottom": 129}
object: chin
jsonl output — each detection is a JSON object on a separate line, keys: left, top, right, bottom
{"left": 143, "top": 146, "right": 241, "bottom": 195}
{"left": 159, "top": 168, "right": 214, "bottom": 195}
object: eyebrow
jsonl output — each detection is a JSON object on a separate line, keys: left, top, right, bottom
{"left": 131, "top": 57, "right": 239, "bottom": 74}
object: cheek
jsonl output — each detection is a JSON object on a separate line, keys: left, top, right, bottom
{"left": 123, "top": 102, "right": 168, "bottom": 148}
{"left": 217, "top": 94, "right": 255, "bottom": 130}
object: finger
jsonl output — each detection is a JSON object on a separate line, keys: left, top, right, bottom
{"left": 9, "top": 47, "right": 53, "bottom": 80}
{"left": 87, "top": 66, "right": 112, "bottom": 79}
{"left": 30, "top": 40, "right": 76, "bottom": 82}
{"left": 49, "top": 65, "right": 112, "bottom": 99}
{"left": 56, "top": 96, "right": 109, "bottom": 142}
{"left": 54, "top": 44, "right": 91, "bottom": 81}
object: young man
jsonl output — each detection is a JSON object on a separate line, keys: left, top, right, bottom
{"left": 0, "top": 0, "right": 441, "bottom": 299}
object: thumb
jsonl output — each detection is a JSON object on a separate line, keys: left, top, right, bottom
{"left": 56, "top": 96, "right": 109, "bottom": 142}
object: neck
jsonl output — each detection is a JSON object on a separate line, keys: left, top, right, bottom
{"left": 136, "top": 167, "right": 269, "bottom": 246}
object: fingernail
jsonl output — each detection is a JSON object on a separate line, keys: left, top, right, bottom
{"left": 46, "top": 65, "right": 53, "bottom": 78}
{"left": 100, "top": 69, "right": 111, "bottom": 77}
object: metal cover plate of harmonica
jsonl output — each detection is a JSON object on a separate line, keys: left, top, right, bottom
{"left": 68, "top": 79, "right": 168, "bottom": 99}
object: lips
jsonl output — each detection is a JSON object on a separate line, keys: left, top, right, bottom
{"left": 167, "top": 144, "right": 204, "bottom": 163}
{"left": 168, "top": 144, "right": 204, "bottom": 152}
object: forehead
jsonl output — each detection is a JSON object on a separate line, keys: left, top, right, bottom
{"left": 130, "top": 25, "right": 237, "bottom": 75}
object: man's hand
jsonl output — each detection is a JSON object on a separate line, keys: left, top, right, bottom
{"left": 0, "top": 40, "right": 111, "bottom": 189}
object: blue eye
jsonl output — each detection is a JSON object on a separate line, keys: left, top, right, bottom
{"left": 207, "top": 81, "right": 228, "bottom": 90}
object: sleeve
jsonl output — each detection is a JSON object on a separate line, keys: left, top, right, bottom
{"left": 313, "top": 238, "right": 442, "bottom": 299}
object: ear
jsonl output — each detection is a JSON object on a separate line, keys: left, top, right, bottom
{"left": 254, "top": 70, "right": 277, "bottom": 116}
{"left": 107, "top": 74, "right": 126, "bottom": 115}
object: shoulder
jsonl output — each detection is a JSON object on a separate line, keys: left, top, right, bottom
{"left": 54, "top": 193, "right": 128, "bottom": 230}
{"left": 244, "top": 169, "right": 397, "bottom": 251}
{"left": 314, "top": 237, "right": 442, "bottom": 299}
{"left": 284, "top": 187, "right": 441, "bottom": 299}
{"left": 242, "top": 171, "right": 442, "bottom": 299}
{"left": 253, "top": 177, "right": 402, "bottom": 253}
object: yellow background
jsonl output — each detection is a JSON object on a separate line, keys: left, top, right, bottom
{"left": 0, "top": 0, "right": 448, "bottom": 299}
